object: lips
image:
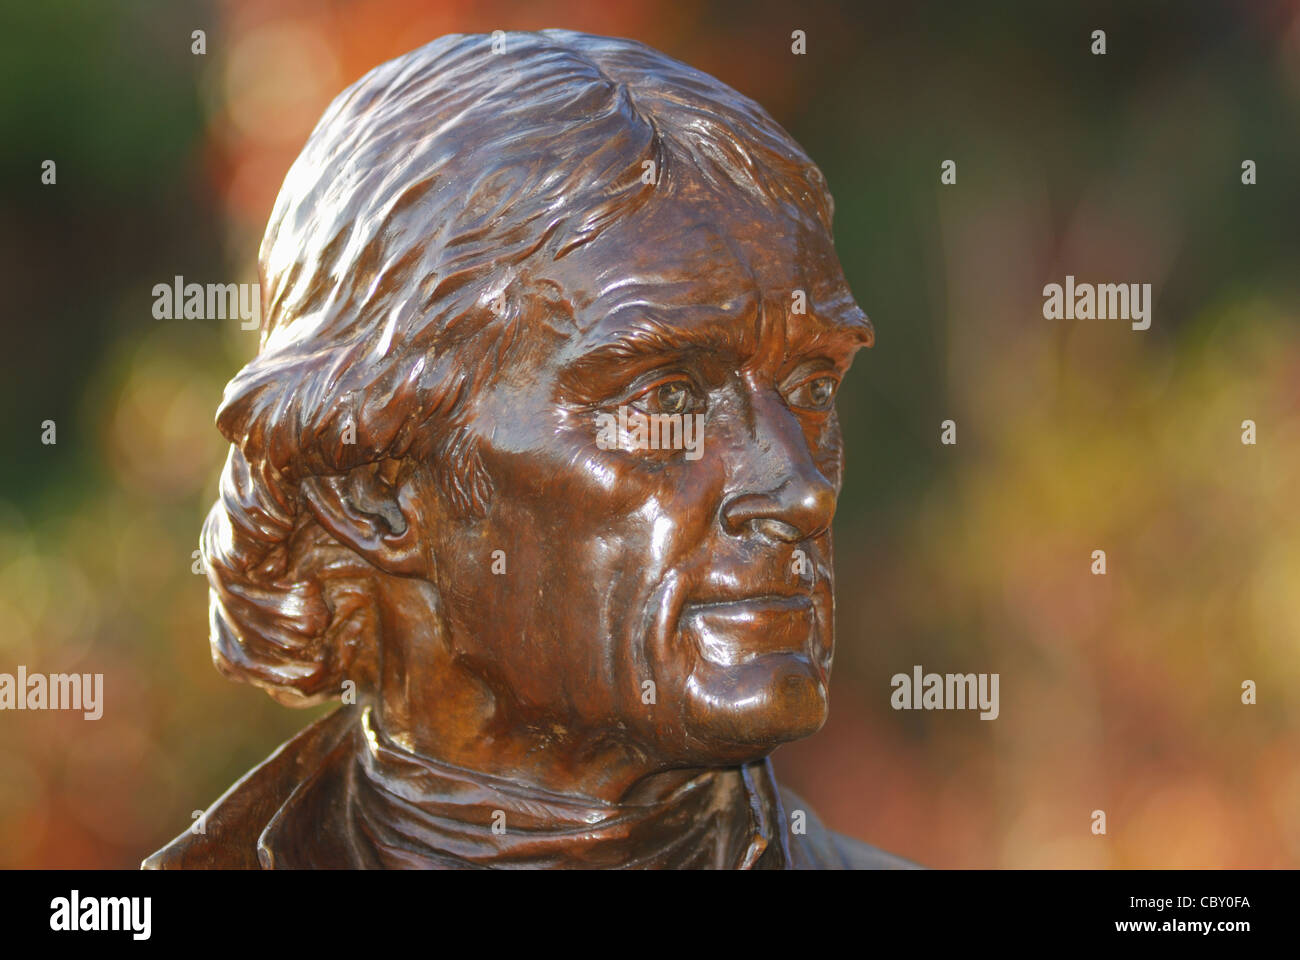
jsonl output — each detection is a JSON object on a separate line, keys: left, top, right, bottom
{"left": 679, "top": 594, "right": 815, "bottom": 666}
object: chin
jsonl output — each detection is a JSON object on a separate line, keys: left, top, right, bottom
{"left": 680, "top": 654, "right": 830, "bottom": 763}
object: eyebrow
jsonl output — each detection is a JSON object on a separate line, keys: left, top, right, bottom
{"left": 793, "top": 302, "right": 875, "bottom": 354}
{"left": 564, "top": 296, "right": 874, "bottom": 384}
{"left": 571, "top": 316, "right": 744, "bottom": 369}
{"left": 800, "top": 285, "right": 875, "bottom": 351}
{"left": 559, "top": 292, "right": 754, "bottom": 377}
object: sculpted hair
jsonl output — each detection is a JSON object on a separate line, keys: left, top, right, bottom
{"left": 202, "top": 29, "right": 837, "bottom": 704}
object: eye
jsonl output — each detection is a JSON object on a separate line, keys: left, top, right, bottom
{"left": 628, "top": 376, "right": 702, "bottom": 416}
{"left": 786, "top": 374, "right": 839, "bottom": 412}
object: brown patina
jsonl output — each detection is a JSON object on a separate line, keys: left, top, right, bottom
{"left": 144, "top": 29, "right": 908, "bottom": 870}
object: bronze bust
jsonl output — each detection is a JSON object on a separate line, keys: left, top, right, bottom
{"left": 144, "top": 29, "right": 909, "bottom": 870}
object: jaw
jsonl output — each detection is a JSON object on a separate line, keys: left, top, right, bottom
{"left": 683, "top": 656, "right": 830, "bottom": 758}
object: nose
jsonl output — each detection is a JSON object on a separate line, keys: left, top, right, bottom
{"left": 719, "top": 398, "right": 837, "bottom": 543}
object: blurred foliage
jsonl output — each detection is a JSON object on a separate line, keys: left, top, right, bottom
{"left": 0, "top": 0, "right": 1297, "bottom": 867}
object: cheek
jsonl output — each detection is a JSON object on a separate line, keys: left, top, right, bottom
{"left": 509, "top": 417, "right": 728, "bottom": 545}
{"left": 436, "top": 435, "right": 724, "bottom": 640}
{"left": 811, "top": 414, "right": 845, "bottom": 488}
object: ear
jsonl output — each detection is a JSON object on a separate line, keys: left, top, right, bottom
{"left": 299, "top": 465, "right": 429, "bottom": 577}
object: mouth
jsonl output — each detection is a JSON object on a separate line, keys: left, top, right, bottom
{"left": 679, "top": 594, "right": 816, "bottom": 666}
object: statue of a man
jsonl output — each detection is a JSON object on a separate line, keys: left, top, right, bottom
{"left": 144, "top": 29, "right": 909, "bottom": 870}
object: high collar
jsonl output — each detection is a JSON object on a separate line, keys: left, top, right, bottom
{"left": 258, "top": 706, "right": 791, "bottom": 869}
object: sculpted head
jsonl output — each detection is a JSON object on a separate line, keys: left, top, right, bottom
{"left": 203, "top": 30, "right": 873, "bottom": 802}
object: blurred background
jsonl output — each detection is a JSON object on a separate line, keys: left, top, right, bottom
{"left": 1, "top": 0, "right": 1298, "bottom": 868}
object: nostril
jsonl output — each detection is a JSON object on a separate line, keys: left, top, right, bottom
{"left": 753, "top": 517, "right": 804, "bottom": 543}
{"left": 719, "top": 493, "right": 769, "bottom": 537}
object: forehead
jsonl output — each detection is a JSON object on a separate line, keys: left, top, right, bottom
{"left": 540, "top": 187, "right": 866, "bottom": 349}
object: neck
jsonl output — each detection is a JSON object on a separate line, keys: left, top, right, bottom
{"left": 334, "top": 705, "right": 787, "bottom": 869}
